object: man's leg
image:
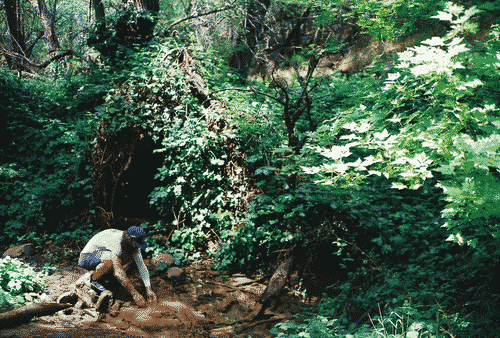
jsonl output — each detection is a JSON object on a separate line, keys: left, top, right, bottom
{"left": 91, "top": 251, "right": 114, "bottom": 282}
{"left": 96, "top": 251, "right": 146, "bottom": 307}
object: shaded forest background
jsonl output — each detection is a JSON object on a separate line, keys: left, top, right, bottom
{"left": 2, "top": 0, "right": 500, "bottom": 336}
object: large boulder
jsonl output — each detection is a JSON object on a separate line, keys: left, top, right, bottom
{"left": 2, "top": 243, "right": 34, "bottom": 259}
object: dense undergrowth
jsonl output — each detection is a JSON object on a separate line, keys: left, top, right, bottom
{"left": 0, "top": 256, "right": 48, "bottom": 308}
{"left": 1, "top": 1, "right": 500, "bottom": 337}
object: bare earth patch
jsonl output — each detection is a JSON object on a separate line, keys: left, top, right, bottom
{"left": 0, "top": 255, "right": 306, "bottom": 338}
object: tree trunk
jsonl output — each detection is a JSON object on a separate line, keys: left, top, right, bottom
{"left": 29, "top": 0, "right": 60, "bottom": 52}
{"left": 134, "top": 0, "right": 159, "bottom": 12}
{"left": 0, "top": 303, "right": 72, "bottom": 329}
{"left": 4, "top": 0, "right": 27, "bottom": 70}
{"left": 92, "top": 0, "right": 105, "bottom": 22}
{"left": 244, "top": 0, "right": 271, "bottom": 54}
{"left": 0, "top": 326, "right": 140, "bottom": 338}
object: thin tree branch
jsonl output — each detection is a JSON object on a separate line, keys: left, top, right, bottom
{"left": 168, "top": 4, "right": 236, "bottom": 30}
{"left": 0, "top": 47, "right": 72, "bottom": 68}
{"left": 209, "top": 87, "right": 284, "bottom": 105}
{"left": 26, "top": 30, "right": 44, "bottom": 56}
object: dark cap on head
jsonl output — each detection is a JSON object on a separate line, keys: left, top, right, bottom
{"left": 127, "top": 226, "right": 147, "bottom": 250}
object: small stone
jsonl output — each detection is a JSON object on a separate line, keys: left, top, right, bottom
{"left": 57, "top": 291, "right": 79, "bottom": 305}
{"left": 39, "top": 293, "right": 51, "bottom": 303}
{"left": 210, "top": 325, "right": 235, "bottom": 337}
{"left": 152, "top": 253, "right": 174, "bottom": 272}
{"left": 107, "top": 316, "right": 130, "bottom": 330}
{"left": 290, "top": 271, "right": 300, "bottom": 288}
{"left": 126, "top": 325, "right": 148, "bottom": 337}
{"left": 165, "top": 267, "right": 185, "bottom": 284}
{"left": 75, "top": 283, "right": 98, "bottom": 307}
{"left": 2, "top": 243, "right": 34, "bottom": 258}
{"left": 109, "top": 299, "right": 122, "bottom": 317}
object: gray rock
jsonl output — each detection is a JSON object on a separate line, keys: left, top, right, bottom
{"left": 2, "top": 243, "right": 34, "bottom": 258}
{"left": 164, "top": 267, "right": 185, "bottom": 284}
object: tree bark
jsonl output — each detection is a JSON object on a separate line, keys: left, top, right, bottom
{"left": 134, "top": 0, "right": 159, "bottom": 12}
{"left": 92, "top": 0, "right": 105, "bottom": 22}
{"left": 0, "top": 303, "right": 72, "bottom": 329}
{"left": 29, "top": 0, "right": 60, "bottom": 52}
{"left": 4, "top": 0, "right": 27, "bottom": 70}
{"left": 0, "top": 326, "right": 140, "bottom": 338}
{"left": 244, "top": 0, "right": 271, "bottom": 54}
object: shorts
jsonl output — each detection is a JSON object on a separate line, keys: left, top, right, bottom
{"left": 78, "top": 248, "right": 110, "bottom": 271}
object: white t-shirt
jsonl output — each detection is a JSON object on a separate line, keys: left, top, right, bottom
{"left": 81, "top": 229, "right": 151, "bottom": 287}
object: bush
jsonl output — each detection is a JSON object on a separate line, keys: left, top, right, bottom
{"left": 0, "top": 256, "right": 47, "bottom": 308}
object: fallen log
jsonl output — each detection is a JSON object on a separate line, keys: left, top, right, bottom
{"left": 0, "top": 326, "right": 140, "bottom": 338}
{"left": 0, "top": 302, "right": 72, "bottom": 329}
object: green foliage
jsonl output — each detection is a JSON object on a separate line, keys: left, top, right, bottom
{"left": 3, "top": 2, "right": 500, "bottom": 336}
{"left": 288, "top": 4, "right": 500, "bottom": 336}
{"left": 0, "top": 66, "right": 103, "bottom": 245}
{"left": 304, "top": 3, "right": 500, "bottom": 253}
{"left": 0, "top": 257, "right": 47, "bottom": 308}
{"left": 144, "top": 222, "right": 186, "bottom": 266}
{"left": 283, "top": 0, "right": 441, "bottom": 43}
{"left": 209, "top": 56, "right": 384, "bottom": 271}
{"left": 92, "top": 39, "right": 248, "bottom": 260}
{"left": 353, "top": 0, "right": 441, "bottom": 40}
{"left": 88, "top": 7, "right": 157, "bottom": 62}
{"left": 271, "top": 298, "right": 462, "bottom": 338}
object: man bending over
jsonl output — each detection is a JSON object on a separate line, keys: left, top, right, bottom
{"left": 78, "top": 226, "right": 157, "bottom": 307}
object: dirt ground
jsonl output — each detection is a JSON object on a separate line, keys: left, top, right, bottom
{"left": 0, "top": 254, "right": 307, "bottom": 338}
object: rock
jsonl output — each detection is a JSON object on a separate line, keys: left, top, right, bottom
{"left": 290, "top": 271, "right": 300, "bottom": 288}
{"left": 125, "top": 326, "right": 149, "bottom": 337}
{"left": 95, "top": 290, "right": 113, "bottom": 313}
{"left": 210, "top": 325, "right": 235, "bottom": 338}
{"left": 259, "top": 257, "right": 293, "bottom": 305}
{"left": 253, "top": 256, "right": 293, "bottom": 320}
{"left": 75, "top": 280, "right": 98, "bottom": 308}
{"left": 152, "top": 253, "right": 174, "bottom": 272}
{"left": 57, "top": 291, "right": 79, "bottom": 305}
{"left": 155, "top": 328, "right": 181, "bottom": 338}
{"left": 109, "top": 299, "right": 123, "bottom": 317}
{"left": 104, "top": 314, "right": 130, "bottom": 330}
{"left": 2, "top": 244, "right": 33, "bottom": 258}
{"left": 164, "top": 267, "right": 185, "bottom": 284}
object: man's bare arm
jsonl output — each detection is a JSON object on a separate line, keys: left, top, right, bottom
{"left": 112, "top": 257, "right": 146, "bottom": 306}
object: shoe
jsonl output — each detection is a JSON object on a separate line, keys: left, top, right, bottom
{"left": 76, "top": 271, "right": 106, "bottom": 293}
{"left": 90, "top": 280, "right": 106, "bottom": 293}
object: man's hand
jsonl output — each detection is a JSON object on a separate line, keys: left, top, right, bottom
{"left": 133, "top": 292, "right": 147, "bottom": 307}
{"left": 146, "top": 286, "right": 157, "bottom": 305}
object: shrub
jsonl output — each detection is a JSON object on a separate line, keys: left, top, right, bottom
{"left": 0, "top": 256, "right": 47, "bottom": 308}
